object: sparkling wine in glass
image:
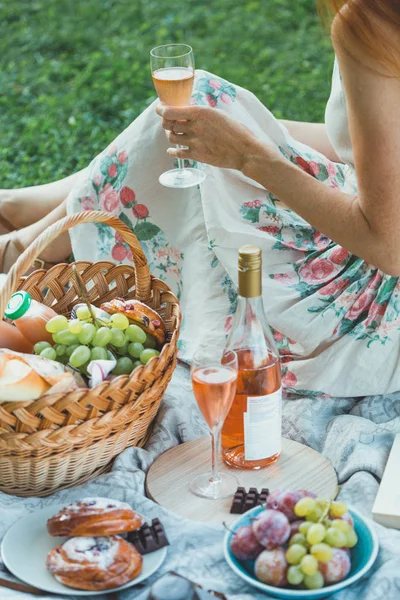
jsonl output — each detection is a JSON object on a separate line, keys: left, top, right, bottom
{"left": 150, "top": 43, "right": 206, "bottom": 189}
{"left": 190, "top": 349, "right": 239, "bottom": 499}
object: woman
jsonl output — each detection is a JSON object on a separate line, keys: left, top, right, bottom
{"left": 1, "top": 0, "right": 399, "bottom": 397}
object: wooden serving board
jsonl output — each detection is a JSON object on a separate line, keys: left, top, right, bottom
{"left": 146, "top": 437, "right": 338, "bottom": 525}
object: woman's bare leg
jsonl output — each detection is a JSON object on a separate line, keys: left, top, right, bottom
{"left": 2, "top": 202, "right": 70, "bottom": 272}
{"left": 0, "top": 168, "right": 87, "bottom": 231}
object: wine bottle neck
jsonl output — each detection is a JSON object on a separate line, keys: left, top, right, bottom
{"left": 234, "top": 294, "right": 267, "bottom": 326}
{"left": 238, "top": 265, "right": 261, "bottom": 298}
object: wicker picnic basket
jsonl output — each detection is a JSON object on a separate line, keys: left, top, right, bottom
{"left": 0, "top": 211, "right": 181, "bottom": 497}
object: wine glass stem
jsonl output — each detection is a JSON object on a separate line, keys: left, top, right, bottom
{"left": 210, "top": 428, "right": 221, "bottom": 484}
{"left": 176, "top": 145, "right": 185, "bottom": 170}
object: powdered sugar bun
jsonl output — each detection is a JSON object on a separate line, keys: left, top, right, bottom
{"left": 47, "top": 497, "right": 143, "bottom": 537}
{"left": 46, "top": 536, "right": 142, "bottom": 591}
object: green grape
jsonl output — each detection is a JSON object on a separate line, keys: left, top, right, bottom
{"left": 40, "top": 347, "right": 57, "bottom": 361}
{"left": 110, "top": 313, "right": 130, "bottom": 330}
{"left": 329, "top": 501, "right": 348, "bottom": 518}
{"left": 140, "top": 348, "right": 160, "bottom": 365}
{"left": 128, "top": 342, "right": 144, "bottom": 359}
{"left": 287, "top": 565, "right": 304, "bottom": 586}
{"left": 112, "top": 357, "right": 134, "bottom": 375}
{"left": 316, "top": 498, "right": 330, "bottom": 512}
{"left": 56, "top": 355, "right": 69, "bottom": 365}
{"left": 143, "top": 335, "right": 157, "bottom": 349}
{"left": 125, "top": 324, "right": 147, "bottom": 344}
{"left": 76, "top": 306, "right": 91, "bottom": 321}
{"left": 304, "top": 572, "right": 324, "bottom": 590}
{"left": 299, "top": 521, "right": 313, "bottom": 536}
{"left": 294, "top": 497, "right": 317, "bottom": 518}
{"left": 307, "top": 524, "right": 326, "bottom": 545}
{"left": 70, "top": 346, "right": 91, "bottom": 368}
{"left": 53, "top": 330, "right": 79, "bottom": 346}
{"left": 92, "top": 327, "right": 113, "bottom": 348}
{"left": 106, "top": 349, "right": 116, "bottom": 361}
{"left": 133, "top": 360, "right": 142, "bottom": 369}
{"left": 110, "top": 328, "right": 126, "bottom": 348}
{"left": 80, "top": 361, "right": 91, "bottom": 376}
{"left": 54, "top": 344, "right": 67, "bottom": 357}
{"left": 286, "top": 544, "right": 307, "bottom": 565}
{"left": 66, "top": 344, "right": 80, "bottom": 358}
{"left": 90, "top": 347, "right": 108, "bottom": 361}
{"left": 310, "top": 543, "right": 333, "bottom": 562}
{"left": 346, "top": 528, "right": 358, "bottom": 548}
{"left": 324, "top": 527, "right": 347, "bottom": 548}
{"left": 68, "top": 319, "right": 83, "bottom": 334}
{"left": 78, "top": 323, "right": 96, "bottom": 345}
{"left": 45, "top": 315, "right": 69, "bottom": 334}
{"left": 117, "top": 342, "right": 129, "bottom": 356}
{"left": 289, "top": 534, "right": 307, "bottom": 548}
{"left": 300, "top": 555, "right": 319, "bottom": 576}
{"left": 33, "top": 341, "right": 52, "bottom": 355}
{"left": 332, "top": 519, "right": 351, "bottom": 534}
{"left": 306, "top": 507, "right": 323, "bottom": 522}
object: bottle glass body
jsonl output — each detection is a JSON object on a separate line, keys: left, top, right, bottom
{"left": 6, "top": 293, "right": 57, "bottom": 345}
{"left": 0, "top": 321, "right": 33, "bottom": 354}
{"left": 221, "top": 262, "right": 282, "bottom": 470}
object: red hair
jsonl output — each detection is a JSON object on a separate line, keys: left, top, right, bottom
{"left": 318, "top": 0, "right": 400, "bottom": 75}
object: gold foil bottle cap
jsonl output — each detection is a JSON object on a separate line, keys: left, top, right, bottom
{"left": 238, "top": 245, "right": 262, "bottom": 298}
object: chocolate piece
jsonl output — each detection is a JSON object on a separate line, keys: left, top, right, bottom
{"left": 230, "top": 487, "right": 270, "bottom": 514}
{"left": 127, "top": 518, "right": 169, "bottom": 555}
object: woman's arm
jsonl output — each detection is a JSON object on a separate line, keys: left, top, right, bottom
{"left": 279, "top": 121, "right": 341, "bottom": 163}
{"left": 248, "top": 33, "right": 400, "bottom": 277}
{"left": 157, "top": 17, "right": 400, "bottom": 275}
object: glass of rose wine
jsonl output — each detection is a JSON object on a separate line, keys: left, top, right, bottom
{"left": 150, "top": 43, "right": 206, "bottom": 189}
{"left": 190, "top": 348, "right": 239, "bottom": 499}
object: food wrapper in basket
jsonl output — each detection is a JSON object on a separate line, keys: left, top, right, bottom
{"left": 86, "top": 358, "right": 117, "bottom": 388}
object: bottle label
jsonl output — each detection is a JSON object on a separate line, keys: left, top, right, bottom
{"left": 244, "top": 388, "right": 282, "bottom": 461}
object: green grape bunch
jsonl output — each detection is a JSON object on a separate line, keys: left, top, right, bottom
{"left": 33, "top": 304, "right": 161, "bottom": 379}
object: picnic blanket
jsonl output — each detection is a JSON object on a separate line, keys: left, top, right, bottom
{"left": 0, "top": 362, "right": 399, "bottom": 600}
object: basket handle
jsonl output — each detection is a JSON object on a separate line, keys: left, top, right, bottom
{"left": 0, "top": 210, "right": 151, "bottom": 318}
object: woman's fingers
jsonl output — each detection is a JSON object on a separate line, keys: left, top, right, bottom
{"left": 167, "top": 146, "right": 192, "bottom": 159}
{"left": 156, "top": 103, "right": 201, "bottom": 120}
{"left": 161, "top": 119, "right": 192, "bottom": 133}
{"left": 167, "top": 130, "right": 193, "bottom": 144}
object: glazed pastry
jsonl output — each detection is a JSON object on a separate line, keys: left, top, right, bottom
{"left": 46, "top": 535, "right": 142, "bottom": 591}
{"left": 47, "top": 497, "right": 143, "bottom": 537}
{"left": 100, "top": 298, "right": 166, "bottom": 346}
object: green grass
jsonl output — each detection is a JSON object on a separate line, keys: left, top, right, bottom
{"left": 0, "top": 0, "right": 333, "bottom": 188}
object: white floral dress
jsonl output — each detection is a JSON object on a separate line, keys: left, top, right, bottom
{"left": 67, "top": 64, "right": 400, "bottom": 398}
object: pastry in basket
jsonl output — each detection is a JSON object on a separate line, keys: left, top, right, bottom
{"left": 46, "top": 535, "right": 142, "bottom": 591}
{"left": 100, "top": 298, "right": 166, "bottom": 347}
{"left": 47, "top": 498, "right": 143, "bottom": 537}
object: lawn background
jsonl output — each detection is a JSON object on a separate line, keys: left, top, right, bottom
{"left": 0, "top": 0, "right": 333, "bottom": 188}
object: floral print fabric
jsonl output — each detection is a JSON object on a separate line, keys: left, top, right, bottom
{"left": 67, "top": 69, "right": 400, "bottom": 398}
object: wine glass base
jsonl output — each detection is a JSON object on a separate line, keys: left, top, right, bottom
{"left": 189, "top": 472, "right": 239, "bottom": 500}
{"left": 159, "top": 168, "right": 206, "bottom": 189}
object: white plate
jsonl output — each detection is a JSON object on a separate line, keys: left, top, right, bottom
{"left": 1, "top": 504, "right": 167, "bottom": 596}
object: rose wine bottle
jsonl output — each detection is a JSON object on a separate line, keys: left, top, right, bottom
{"left": 221, "top": 245, "right": 282, "bottom": 469}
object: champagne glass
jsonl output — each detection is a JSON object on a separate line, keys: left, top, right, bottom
{"left": 150, "top": 43, "right": 206, "bottom": 189}
{"left": 190, "top": 349, "right": 239, "bottom": 499}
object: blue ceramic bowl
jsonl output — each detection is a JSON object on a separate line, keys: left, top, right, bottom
{"left": 224, "top": 505, "right": 379, "bottom": 599}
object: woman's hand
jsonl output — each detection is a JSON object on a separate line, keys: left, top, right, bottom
{"left": 155, "top": 104, "right": 259, "bottom": 171}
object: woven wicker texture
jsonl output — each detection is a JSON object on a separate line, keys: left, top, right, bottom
{"left": 0, "top": 211, "right": 181, "bottom": 496}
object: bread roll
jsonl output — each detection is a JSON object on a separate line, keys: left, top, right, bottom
{"left": 0, "top": 354, "right": 50, "bottom": 402}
